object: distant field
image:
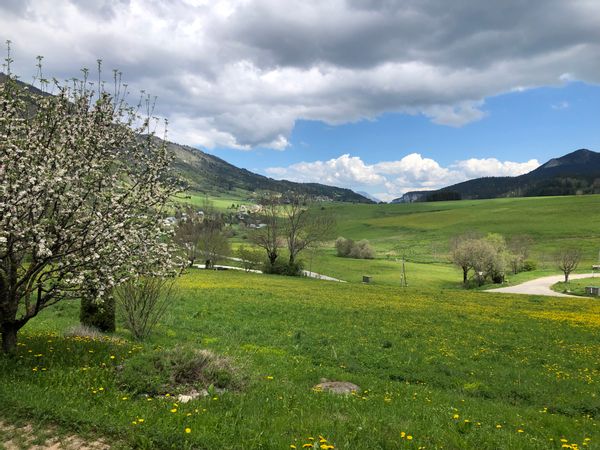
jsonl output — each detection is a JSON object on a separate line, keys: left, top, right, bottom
{"left": 1, "top": 269, "right": 598, "bottom": 449}
{"left": 193, "top": 194, "right": 600, "bottom": 287}
{"left": 327, "top": 195, "right": 600, "bottom": 263}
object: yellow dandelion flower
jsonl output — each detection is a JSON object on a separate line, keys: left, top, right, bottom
{"left": 400, "top": 432, "right": 406, "bottom": 438}
{"left": 453, "top": 414, "right": 459, "bottom": 419}
{"left": 290, "top": 446, "right": 297, "bottom": 449}
{"left": 407, "top": 435, "right": 413, "bottom": 440}
{"left": 517, "top": 429, "right": 524, "bottom": 433}
{"left": 496, "top": 424, "right": 502, "bottom": 429}
{"left": 185, "top": 428, "right": 191, "bottom": 434}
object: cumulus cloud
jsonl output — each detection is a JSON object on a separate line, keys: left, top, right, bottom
{"left": 266, "top": 153, "right": 540, "bottom": 198}
{"left": 1, "top": 0, "right": 600, "bottom": 148}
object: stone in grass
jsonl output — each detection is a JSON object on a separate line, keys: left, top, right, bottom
{"left": 313, "top": 379, "right": 360, "bottom": 395}
{"left": 177, "top": 387, "right": 227, "bottom": 403}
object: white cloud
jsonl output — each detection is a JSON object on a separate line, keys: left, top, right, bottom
{"left": 1, "top": 0, "right": 600, "bottom": 149}
{"left": 266, "top": 153, "right": 540, "bottom": 198}
{"left": 265, "top": 154, "right": 385, "bottom": 186}
{"left": 451, "top": 158, "right": 540, "bottom": 179}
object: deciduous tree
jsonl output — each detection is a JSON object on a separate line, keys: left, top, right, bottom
{"left": 0, "top": 56, "right": 180, "bottom": 353}
{"left": 556, "top": 248, "right": 581, "bottom": 283}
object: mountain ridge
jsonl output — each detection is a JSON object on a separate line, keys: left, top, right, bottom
{"left": 392, "top": 149, "right": 600, "bottom": 203}
{"left": 0, "top": 73, "right": 372, "bottom": 203}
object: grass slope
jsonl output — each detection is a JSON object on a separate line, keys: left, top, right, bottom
{"left": 1, "top": 270, "right": 598, "bottom": 449}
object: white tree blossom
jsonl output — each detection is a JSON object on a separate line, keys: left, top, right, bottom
{"left": 0, "top": 60, "right": 181, "bottom": 353}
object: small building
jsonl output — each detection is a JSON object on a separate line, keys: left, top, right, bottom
{"left": 585, "top": 286, "right": 600, "bottom": 296}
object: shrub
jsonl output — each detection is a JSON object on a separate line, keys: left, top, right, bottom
{"left": 117, "top": 346, "right": 242, "bottom": 396}
{"left": 263, "top": 260, "right": 304, "bottom": 276}
{"left": 335, "top": 237, "right": 354, "bottom": 257}
{"left": 114, "top": 277, "right": 174, "bottom": 341}
{"left": 522, "top": 259, "right": 538, "bottom": 271}
{"left": 80, "top": 296, "right": 116, "bottom": 333}
{"left": 348, "top": 240, "right": 375, "bottom": 259}
{"left": 336, "top": 237, "right": 375, "bottom": 259}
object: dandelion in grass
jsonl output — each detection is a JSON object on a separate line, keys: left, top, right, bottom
{"left": 185, "top": 428, "right": 191, "bottom": 434}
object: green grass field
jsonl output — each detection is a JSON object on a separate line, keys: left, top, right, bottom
{"left": 1, "top": 269, "right": 599, "bottom": 449}
{"left": 3, "top": 194, "right": 600, "bottom": 448}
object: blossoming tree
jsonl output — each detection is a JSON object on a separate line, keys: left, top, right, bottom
{"left": 0, "top": 56, "right": 180, "bottom": 353}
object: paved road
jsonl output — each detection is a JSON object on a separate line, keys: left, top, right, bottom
{"left": 485, "top": 273, "right": 597, "bottom": 297}
{"left": 193, "top": 263, "right": 346, "bottom": 282}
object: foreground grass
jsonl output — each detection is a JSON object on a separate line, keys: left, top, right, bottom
{"left": 1, "top": 270, "right": 599, "bottom": 449}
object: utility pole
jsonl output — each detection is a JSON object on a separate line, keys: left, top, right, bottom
{"left": 398, "top": 257, "right": 408, "bottom": 287}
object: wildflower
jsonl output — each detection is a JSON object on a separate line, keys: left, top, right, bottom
{"left": 401, "top": 432, "right": 406, "bottom": 438}
{"left": 121, "top": 397, "right": 128, "bottom": 400}
{"left": 138, "top": 418, "right": 144, "bottom": 423}
{"left": 407, "top": 436, "right": 413, "bottom": 440}
{"left": 290, "top": 446, "right": 297, "bottom": 449}
{"left": 185, "top": 428, "right": 191, "bottom": 434}
{"left": 496, "top": 424, "right": 502, "bottom": 429}
{"left": 170, "top": 408, "right": 177, "bottom": 413}
{"left": 517, "top": 429, "right": 524, "bottom": 433}
{"left": 266, "top": 376, "right": 274, "bottom": 380}
{"left": 453, "top": 414, "right": 459, "bottom": 419}
{"left": 110, "top": 355, "right": 115, "bottom": 359}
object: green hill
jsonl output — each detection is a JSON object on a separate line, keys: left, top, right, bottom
{"left": 166, "top": 140, "right": 373, "bottom": 202}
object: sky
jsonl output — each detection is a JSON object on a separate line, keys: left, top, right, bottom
{"left": 2, "top": 0, "right": 600, "bottom": 201}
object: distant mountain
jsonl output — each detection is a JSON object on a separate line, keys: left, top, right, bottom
{"left": 167, "top": 140, "right": 373, "bottom": 203}
{"left": 392, "top": 149, "right": 600, "bottom": 203}
{"left": 356, "top": 191, "right": 381, "bottom": 203}
{"left": 0, "top": 73, "right": 372, "bottom": 204}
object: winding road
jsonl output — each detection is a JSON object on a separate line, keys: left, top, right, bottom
{"left": 485, "top": 273, "right": 597, "bottom": 297}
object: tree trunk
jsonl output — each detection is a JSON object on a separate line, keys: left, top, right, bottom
{"left": 564, "top": 272, "right": 569, "bottom": 283}
{"left": 1, "top": 325, "right": 18, "bottom": 355}
{"left": 268, "top": 252, "right": 277, "bottom": 265}
{"left": 463, "top": 267, "right": 468, "bottom": 284}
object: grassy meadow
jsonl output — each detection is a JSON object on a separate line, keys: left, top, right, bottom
{"left": 2, "top": 194, "right": 600, "bottom": 449}
{"left": 266, "top": 194, "right": 600, "bottom": 287}
{"left": 1, "top": 269, "right": 599, "bottom": 449}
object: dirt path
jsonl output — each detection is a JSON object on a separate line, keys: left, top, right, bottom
{"left": 485, "top": 273, "right": 597, "bottom": 297}
{"left": 0, "top": 420, "right": 109, "bottom": 450}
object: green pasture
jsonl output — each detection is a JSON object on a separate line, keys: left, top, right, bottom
{"left": 1, "top": 270, "right": 599, "bottom": 449}
{"left": 326, "top": 195, "right": 600, "bottom": 263}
